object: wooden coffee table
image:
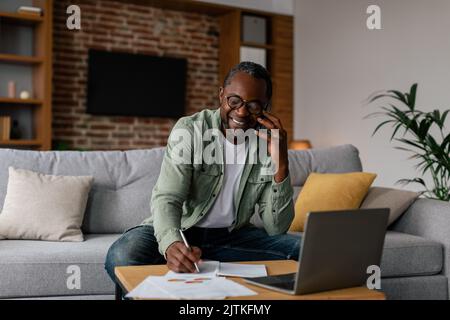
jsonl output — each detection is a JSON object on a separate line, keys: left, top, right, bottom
{"left": 115, "top": 260, "right": 385, "bottom": 300}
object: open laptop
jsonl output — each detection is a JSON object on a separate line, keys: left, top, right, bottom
{"left": 243, "top": 208, "right": 389, "bottom": 295}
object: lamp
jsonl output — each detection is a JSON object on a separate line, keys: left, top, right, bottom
{"left": 290, "top": 139, "right": 312, "bottom": 150}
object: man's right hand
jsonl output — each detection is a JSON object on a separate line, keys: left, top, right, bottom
{"left": 165, "top": 241, "right": 202, "bottom": 273}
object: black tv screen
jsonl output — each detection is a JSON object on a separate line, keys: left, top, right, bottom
{"left": 86, "top": 50, "right": 187, "bottom": 118}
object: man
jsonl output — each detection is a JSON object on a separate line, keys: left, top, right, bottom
{"left": 105, "top": 62, "right": 300, "bottom": 280}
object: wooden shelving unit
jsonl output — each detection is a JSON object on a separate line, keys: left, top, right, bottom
{"left": 1, "top": 0, "right": 292, "bottom": 150}
{"left": 0, "top": 97, "right": 43, "bottom": 105}
{"left": 0, "top": 53, "right": 44, "bottom": 65}
{"left": 0, "top": 139, "right": 41, "bottom": 147}
{"left": 240, "top": 41, "right": 275, "bottom": 50}
{"left": 0, "top": 11, "right": 44, "bottom": 24}
{"left": 0, "top": 0, "right": 52, "bottom": 150}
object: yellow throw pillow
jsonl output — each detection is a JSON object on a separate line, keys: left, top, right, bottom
{"left": 289, "top": 172, "right": 377, "bottom": 232}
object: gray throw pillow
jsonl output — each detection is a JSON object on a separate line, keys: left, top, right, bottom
{"left": 360, "top": 187, "right": 420, "bottom": 226}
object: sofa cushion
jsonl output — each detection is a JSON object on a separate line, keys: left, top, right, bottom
{"left": 290, "top": 172, "right": 376, "bottom": 231}
{"left": 0, "top": 148, "right": 165, "bottom": 234}
{"left": 0, "top": 234, "right": 120, "bottom": 298}
{"left": 288, "top": 144, "right": 362, "bottom": 187}
{"left": 0, "top": 167, "right": 93, "bottom": 241}
{"left": 381, "top": 231, "right": 443, "bottom": 278}
{"left": 381, "top": 275, "right": 448, "bottom": 300}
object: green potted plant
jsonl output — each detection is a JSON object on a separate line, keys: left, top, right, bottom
{"left": 367, "top": 83, "right": 450, "bottom": 201}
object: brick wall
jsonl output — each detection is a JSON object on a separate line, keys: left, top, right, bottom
{"left": 52, "top": 0, "right": 220, "bottom": 150}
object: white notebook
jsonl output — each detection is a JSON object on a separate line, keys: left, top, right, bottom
{"left": 166, "top": 260, "right": 267, "bottom": 278}
{"left": 217, "top": 262, "right": 267, "bottom": 278}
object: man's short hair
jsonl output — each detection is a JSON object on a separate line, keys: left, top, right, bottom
{"left": 223, "top": 61, "right": 272, "bottom": 101}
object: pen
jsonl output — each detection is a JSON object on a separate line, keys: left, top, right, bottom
{"left": 179, "top": 229, "right": 200, "bottom": 273}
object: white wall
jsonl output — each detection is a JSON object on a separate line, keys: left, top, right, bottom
{"left": 195, "top": 0, "right": 293, "bottom": 15}
{"left": 294, "top": 0, "right": 450, "bottom": 190}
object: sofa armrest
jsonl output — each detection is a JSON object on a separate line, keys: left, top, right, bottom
{"left": 390, "top": 198, "right": 450, "bottom": 298}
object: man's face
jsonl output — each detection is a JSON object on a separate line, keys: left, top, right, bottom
{"left": 219, "top": 71, "right": 268, "bottom": 132}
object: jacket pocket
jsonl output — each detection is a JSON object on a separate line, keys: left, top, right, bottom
{"left": 190, "top": 164, "right": 221, "bottom": 202}
{"left": 198, "top": 164, "right": 222, "bottom": 176}
{"left": 247, "top": 174, "right": 272, "bottom": 184}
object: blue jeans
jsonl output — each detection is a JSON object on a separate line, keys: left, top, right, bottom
{"left": 105, "top": 224, "right": 301, "bottom": 283}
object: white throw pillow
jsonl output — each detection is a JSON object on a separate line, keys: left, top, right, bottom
{"left": 0, "top": 167, "right": 94, "bottom": 241}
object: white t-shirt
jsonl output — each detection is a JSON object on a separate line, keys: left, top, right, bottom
{"left": 195, "top": 137, "right": 247, "bottom": 228}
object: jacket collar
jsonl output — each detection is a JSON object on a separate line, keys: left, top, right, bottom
{"left": 211, "top": 108, "right": 222, "bottom": 131}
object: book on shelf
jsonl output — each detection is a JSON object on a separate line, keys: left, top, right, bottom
{"left": 0, "top": 116, "right": 11, "bottom": 140}
{"left": 17, "top": 6, "right": 43, "bottom": 16}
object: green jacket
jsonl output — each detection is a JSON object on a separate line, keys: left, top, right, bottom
{"left": 142, "top": 108, "right": 294, "bottom": 256}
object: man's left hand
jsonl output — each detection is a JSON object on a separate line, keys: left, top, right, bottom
{"left": 255, "top": 111, "right": 289, "bottom": 183}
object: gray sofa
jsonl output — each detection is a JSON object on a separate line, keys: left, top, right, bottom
{"left": 0, "top": 144, "right": 448, "bottom": 300}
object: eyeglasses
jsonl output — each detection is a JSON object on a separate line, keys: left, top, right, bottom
{"left": 225, "top": 95, "right": 267, "bottom": 115}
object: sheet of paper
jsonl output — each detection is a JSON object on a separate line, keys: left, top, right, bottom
{"left": 165, "top": 260, "right": 220, "bottom": 278}
{"left": 218, "top": 263, "right": 267, "bottom": 278}
{"left": 125, "top": 280, "right": 175, "bottom": 299}
{"left": 211, "top": 277, "right": 258, "bottom": 297}
{"left": 127, "top": 275, "right": 256, "bottom": 299}
{"left": 147, "top": 276, "right": 226, "bottom": 299}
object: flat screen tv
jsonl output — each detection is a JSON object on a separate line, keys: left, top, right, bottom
{"left": 86, "top": 49, "right": 187, "bottom": 118}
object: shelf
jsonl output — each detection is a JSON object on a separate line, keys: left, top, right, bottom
{"left": 0, "top": 11, "right": 44, "bottom": 25}
{"left": 0, "top": 97, "right": 42, "bottom": 105}
{"left": 0, "top": 53, "right": 44, "bottom": 65}
{"left": 240, "top": 41, "right": 274, "bottom": 50}
{"left": 0, "top": 139, "right": 41, "bottom": 147}
{"left": 0, "top": 2, "right": 51, "bottom": 151}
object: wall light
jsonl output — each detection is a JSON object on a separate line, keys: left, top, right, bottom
{"left": 289, "top": 140, "right": 312, "bottom": 150}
